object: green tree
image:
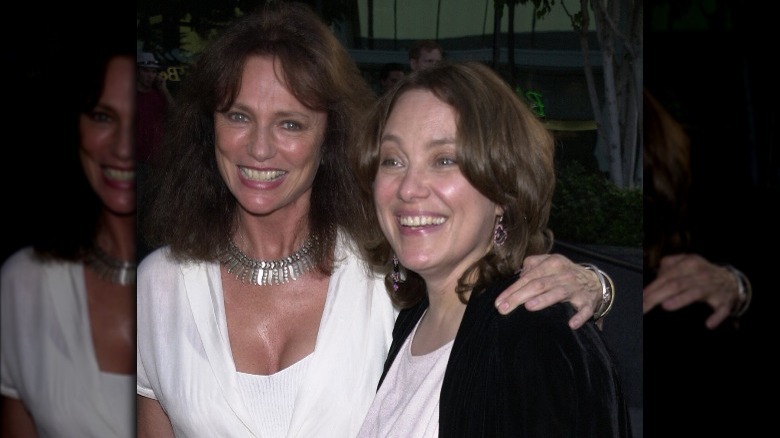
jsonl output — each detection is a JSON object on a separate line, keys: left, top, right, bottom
{"left": 137, "top": 0, "right": 363, "bottom": 55}
{"left": 494, "top": 0, "right": 643, "bottom": 189}
{"left": 491, "top": 1, "right": 556, "bottom": 88}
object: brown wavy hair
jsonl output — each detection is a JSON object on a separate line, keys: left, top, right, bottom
{"left": 142, "top": 2, "right": 377, "bottom": 272}
{"left": 644, "top": 89, "right": 692, "bottom": 272}
{"left": 350, "top": 61, "right": 555, "bottom": 308}
{"left": 32, "top": 36, "right": 135, "bottom": 262}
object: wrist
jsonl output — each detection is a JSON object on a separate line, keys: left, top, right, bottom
{"left": 579, "top": 263, "right": 615, "bottom": 321}
{"left": 723, "top": 265, "right": 752, "bottom": 318}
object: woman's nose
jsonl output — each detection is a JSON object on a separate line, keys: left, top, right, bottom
{"left": 114, "top": 119, "right": 134, "bottom": 160}
{"left": 397, "top": 165, "right": 430, "bottom": 202}
{"left": 247, "top": 125, "right": 276, "bottom": 161}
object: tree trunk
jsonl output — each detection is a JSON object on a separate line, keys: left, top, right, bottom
{"left": 570, "top": 0, "right": 642, "bottom": 189}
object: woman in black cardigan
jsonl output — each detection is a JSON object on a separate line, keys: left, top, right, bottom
{"left": 351, "top": 61, "right": 632, "bottom": 437}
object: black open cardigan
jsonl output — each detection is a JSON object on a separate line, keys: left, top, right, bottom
{"left": 377, "top": 274, "right": 632, "bottom": 437}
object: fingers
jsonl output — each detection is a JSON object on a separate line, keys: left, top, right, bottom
{"left": 495, "top": 279, "right": 575, "bottom": 315}
{"left": 643, "top": 256, "right": 702, "bottom": 312}
{"left": 705, "top": 306, "right": 731, "bottom": 330}
{"left": 495, "top": 264, "right": 597, "bottom": 318}
{"left": 645, "top": 273, "right": 708, "bottom": 313}
{"left": 494, "top": 254, "right": 602, "bottom": 331}
{"left": 495, "top": 292, "right": 520, "bottom": 315}
{"left": 496, "top": 271, "right": 546, "bottom": 315}
{"left": 524, "top": 281, "right": 572, "bottom": 311}
{"left": 643, "top": 271, "right": 685, "bottom": 312}
{"left": 567, "top": 308, "right": 591, "bottom": 330}
{"left": 494, "top": 254, "right": 552, "bottom": 313}
{"left": 494, "top": 276, "right": 529, "bottom": 314}
{"left": 646, "top": 253, "right": 741, "bottom": 328}
{"left": 643, "top": 278, "right": 670, "bottom": 313}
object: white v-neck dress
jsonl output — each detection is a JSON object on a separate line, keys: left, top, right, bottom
{"left": 136, "top": 232, "right": 398, "bottom": 437}
{"left": 1, "top": 246, "right": 135, "bottom": 437}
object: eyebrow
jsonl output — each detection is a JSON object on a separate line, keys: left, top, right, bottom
{"left": 90, "top": 102, "right": 118, "bottom": 114}
{"left": 380, "top": 133, "right": 456, "bottom": 148}
{"left": 226, "top": 102, "right": 317, "bottom": 120}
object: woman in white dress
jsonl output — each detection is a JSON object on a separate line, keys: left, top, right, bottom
{"left": 1, "top": 27, "right": 137, "bottom": 438}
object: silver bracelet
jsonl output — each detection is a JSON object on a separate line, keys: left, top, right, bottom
{"left": 724, "top": 265, "right": 752, "bottom": 318}
{"left": 579, "top": 263, "right": 615, "bottom": 321}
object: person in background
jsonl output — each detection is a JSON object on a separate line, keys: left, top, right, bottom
{"left": 136, "top": 51, "right": 174, "bottom": 260}
{"left": 352, "top": 61, "right": 630, "bottom": 437}
{"left": 136, "top": 51, "right": 173, "bottom": 167}
{"left": 1, "top": 30, "right": 136, "bottom": 437}
{"left": 378, "top": 62, "right": 405, "bottom": 95}
{"left": 408, "top": 39, "right": 443, "bottom": 71}
{"left": 136, "top": 3, "right": 612, "bottom": 437}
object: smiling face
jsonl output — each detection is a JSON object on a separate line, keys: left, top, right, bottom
{"left": 373, "top": 89, "right": 501, "bottom": 286}
{"left": 78, "top": 55, "right": 136, "bottom": 215}
{"left": 214, "top": 55, "right": 327, "bottom": 218}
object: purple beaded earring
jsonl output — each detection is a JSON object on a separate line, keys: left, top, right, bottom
{"left": 392, "top": 255, "right": 401, "bottom": 292}
{"left": 493, "top": 215, "right": 507, "bottom": 247}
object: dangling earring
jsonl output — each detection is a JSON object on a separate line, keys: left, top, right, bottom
{"left": 393, "top": 254, "right": 401, "bottom": 292}
{"left": 392, "top": 254, "right": 401, "bottom": 292}
{"left": 493, "top": 215, "right": 507, "bottom": 247}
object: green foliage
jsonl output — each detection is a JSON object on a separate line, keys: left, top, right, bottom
{"left": 571, "top": 10, "right": 585, "bottom": 31}
{"left": 549, "top": 161, "right": 642, "bottom": 247}
{"left": 503, "top": 0, "right": 556, "bottom": 19}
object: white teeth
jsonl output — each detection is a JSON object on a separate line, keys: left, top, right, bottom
{"left": 399, "top": 216, "right": 446, "bottom": 227}
{"left": 103, "top": 167, "right": 135, "bottom": 181}
{"left": 240, "top": 167, "right": 286, "bottom": 181}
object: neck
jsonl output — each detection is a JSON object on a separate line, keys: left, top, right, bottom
{"left": 422, "top": 263, "right": 481, "bottom": 320}
{"left": 425, "top": 283, "right": 467, "bottom": 317}
{"left": 233, "top": 204, "right": 311, "bottom": 260}
{"left": 94, "top": 210, "right": 136, "bottom": 262}
{"left": 412, "top": 288, "right": 466, "bottom": 355}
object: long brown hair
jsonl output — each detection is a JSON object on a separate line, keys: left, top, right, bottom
{"left": 644, "top": 89, "right": 692, "bottom": 272}
{"left": 351, "top": 61, "right": 555, "bottom": 308}
{"left": 142, "top": 2, "right": 377, "bottom": 272}
{"left": 33, "top": 37, "right": 135, "bottom": 262}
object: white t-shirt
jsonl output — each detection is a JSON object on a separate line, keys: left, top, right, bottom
{"left": 357, "top": 317, "right": 453, "bottom": 438}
